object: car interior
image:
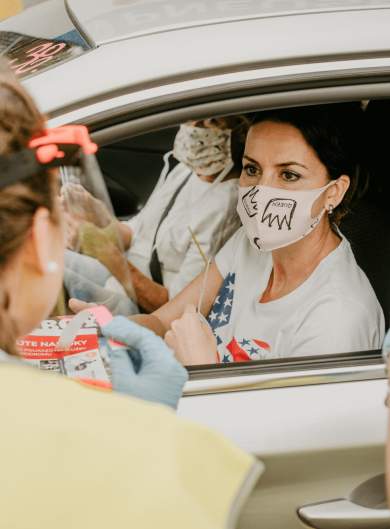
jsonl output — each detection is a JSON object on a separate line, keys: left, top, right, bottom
{"left": 81, "top": 100, "right": 390, "bottom": 359}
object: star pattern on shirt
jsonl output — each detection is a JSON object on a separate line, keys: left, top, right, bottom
{"left": 206, "top": 272, "right": 273, "bottom": 364}
{"left": 207, "top": 273, "right": 235, "bottom": 332}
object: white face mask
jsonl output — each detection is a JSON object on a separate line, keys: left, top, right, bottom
{"left": 237, "top": 182, "right": 335, "bottom": 252}
{"left": 173, "top": 123, "right": 233, "bottom": 177}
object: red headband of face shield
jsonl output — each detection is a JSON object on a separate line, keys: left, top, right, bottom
{"left": 0, "top": 125, "right": 97, "bottom": 190}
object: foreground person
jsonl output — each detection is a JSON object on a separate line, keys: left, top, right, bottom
{"left": 0, "top": 65, "right": 261, "bottom": 528}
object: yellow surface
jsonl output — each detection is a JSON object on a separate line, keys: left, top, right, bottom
{"left": 0, "top": 362, "right": 257, "bottom": 529}
{"left": 0, "top": 0, "right": 22, "bottom": 21}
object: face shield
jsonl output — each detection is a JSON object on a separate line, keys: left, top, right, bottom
{"left": 27, "top": 125, "right": 137, "bottom": 316}
{"left": 0, "top": 123, "right": 137, "bottom": 314}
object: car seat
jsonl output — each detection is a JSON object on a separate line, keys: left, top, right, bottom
{"left": 340, "top": 100, "right": 390, "bottom": 329}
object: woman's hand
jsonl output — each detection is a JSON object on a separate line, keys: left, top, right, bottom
{"left": 102, "top": 316, "right": 188, "bottom": 409}
{"left": 165, "top": 305, "right": 218, "bottom": 366}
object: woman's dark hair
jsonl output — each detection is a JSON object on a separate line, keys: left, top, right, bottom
{"left": 250, "top": 103, "right": 366, "bottom": 224}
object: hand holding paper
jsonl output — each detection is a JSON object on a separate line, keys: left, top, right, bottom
{"left": 102, "top": 316, "right": 188, "bottom": 409}
{"left": 165, "top": 305, "right": 218, "bottom": 366}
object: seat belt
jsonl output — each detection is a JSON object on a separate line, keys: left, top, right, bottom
{"left": 149, "top": 165, "right": 192, "bottom": 285}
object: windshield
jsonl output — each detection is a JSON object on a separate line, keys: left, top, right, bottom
{"left": 0, "top": 0, "right": 91, "bottom": 79}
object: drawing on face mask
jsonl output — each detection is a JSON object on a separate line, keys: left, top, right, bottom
{"left": 310, "top": 217, "right": 321, "bottom": 230}
{"left": 254, "top": 238, "right": 262, "bottom": 250}
{"left": 242, "top": 186, "right": 259, "bottom": 217}
{"left": 261, "top": 198, "right": 297, "bottom": 230}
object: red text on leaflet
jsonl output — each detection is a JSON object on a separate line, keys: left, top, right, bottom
{"left": 17, "top": 333, "right": 99, "bottom": 360}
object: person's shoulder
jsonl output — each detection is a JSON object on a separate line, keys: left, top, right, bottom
{"left": 163, "top": 162, "right": 192, "bottom": 185}
{"left": 202, "top": 177, "right": 239, "bottom": 206}
{"left": 306, "top": 236, "right": 383, "bottom": 324}
{"left": 326, "top": 236, "right": 379, "bottom": 302}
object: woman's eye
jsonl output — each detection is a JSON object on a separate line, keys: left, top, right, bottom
{"left": 282, "top": 171, "right": 300, "bottom": 182}
{"left": 244, "top": 164, "right": 259, "bottom": 177}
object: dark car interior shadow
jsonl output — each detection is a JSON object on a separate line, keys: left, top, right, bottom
{"left": 97, "top": 126, "right": 178, "bottom": 218}
{"left": 341, "top": 99, "right": 390, "bottom": 328}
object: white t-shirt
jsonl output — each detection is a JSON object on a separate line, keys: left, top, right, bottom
{"left": 125, "top": 162, "right": 241, "bottom": 298}
{"left": 209, "top": 227, "right": 385, "bottom": 362}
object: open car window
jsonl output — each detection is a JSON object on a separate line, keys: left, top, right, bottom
{"left": 16, "top": 105, "right": 386, "bottom": 382}
{"left": 93, "top": 105, "right": 387, "bottom": 368}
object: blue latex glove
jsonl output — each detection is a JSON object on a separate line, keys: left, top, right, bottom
{"left": 65, "top": 268, "right": 139, "bottom": 316}
{"left": 101, "top": 316, "right": 188, "bottom": 409}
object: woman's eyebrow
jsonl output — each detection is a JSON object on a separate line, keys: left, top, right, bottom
{"left": 243, "top": 155, "right": 308, "bottom": 170}
{"left": 243, "top": 155, "right": 259, "bottom": 165}
{"left": 277, "top": 161, "right": 308, "bottom": 170}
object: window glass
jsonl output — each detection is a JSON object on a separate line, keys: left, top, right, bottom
{"left": 0, "top": 1, "right": 91, "bottom": 79}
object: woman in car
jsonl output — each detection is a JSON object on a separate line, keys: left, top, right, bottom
{"left": 108, "top": 104, "right": 385, "bottom": 364}
{"left": 64, "top": 115, "right": 248, "bottom": 314}
{"left": 0, "top": 64, "right": 260, "bottom": 527}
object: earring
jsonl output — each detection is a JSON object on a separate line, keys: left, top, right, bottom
{"left": 46, "top": 261, "right": 59, "bottom": 273}
{"left": 327, "top": 204, "right": 334, "bottom": 216}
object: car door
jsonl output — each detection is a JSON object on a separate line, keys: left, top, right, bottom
{"left": 40, "top": 51, "right": 390, "bottom": 528}
{"left": 180, "top": 357, "right": 388, "bottom": 529}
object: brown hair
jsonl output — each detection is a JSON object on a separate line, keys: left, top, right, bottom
{"left": 0, "top": 62, "right": 59, "bottom": 354}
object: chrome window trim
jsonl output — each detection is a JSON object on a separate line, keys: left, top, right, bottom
{"left": 90, "top": 78, "right": 390, "bottom": 146}
{"left": 50, "top": 59, "right": 390, "bottom": 124}
{"left": 187, "top": 351, "right": 384, "bottom": 380}
{"left": 183, "top": 360, "right": 386, "bottom": 397}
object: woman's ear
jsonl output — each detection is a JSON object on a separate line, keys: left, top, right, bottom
{"left": 23, "top": 207, "right": 52, "bottom": 275}
{"left": 325, "top": 175, "right": 350, "bottom": 210}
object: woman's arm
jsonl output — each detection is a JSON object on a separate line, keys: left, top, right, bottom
{"left": 131, "top": 261, "right": 223, "bottom": 337}
{"left": 126, "top": 261, "right": 169, "bottom": 313}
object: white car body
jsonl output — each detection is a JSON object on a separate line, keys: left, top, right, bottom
{"left": 1, "top": 1, "right": 389, "bottom": 527}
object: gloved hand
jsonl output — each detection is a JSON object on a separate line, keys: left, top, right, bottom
{"left": 61, "top": 183, "right": 113, "bottom": 228}
{"left": 101, "top": 316, "right": 188, "bottom": 409}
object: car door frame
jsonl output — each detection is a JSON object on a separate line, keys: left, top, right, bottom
{"left": 48, "top": 57, "right": 390, "bottom": 399}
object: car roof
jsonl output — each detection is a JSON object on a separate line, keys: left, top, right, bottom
{"left": 68, "top": 0, "right": 390, "bottom": 45}
{"left": 22, "top": 5, "right": 390, "bottom": 118}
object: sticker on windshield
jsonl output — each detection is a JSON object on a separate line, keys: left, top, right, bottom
{"left": 0, "top": 31, "right": 85, "bottom": 78}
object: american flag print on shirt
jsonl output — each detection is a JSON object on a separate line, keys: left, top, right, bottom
{"left": 207, "top": 272, "right": 271, "bottom": 363}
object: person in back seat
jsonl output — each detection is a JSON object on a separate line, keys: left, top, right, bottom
{"left": 64, "top": 116, "right": 248, "bottom": 314}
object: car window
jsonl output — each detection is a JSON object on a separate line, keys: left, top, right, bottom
{"left": 33, "top": 106, "right": 386, "bottom": 377}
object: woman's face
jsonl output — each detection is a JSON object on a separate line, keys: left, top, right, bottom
{"left": 240, "top": 121, "right": 330, "bottom": 191}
